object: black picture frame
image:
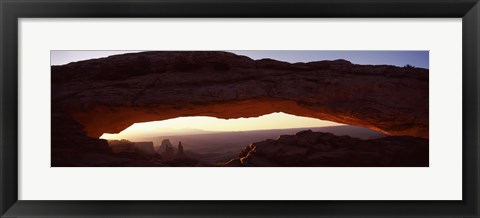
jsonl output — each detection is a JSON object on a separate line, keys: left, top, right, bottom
{"left": 1, "top": 0, "right": 479, "bottom": 217}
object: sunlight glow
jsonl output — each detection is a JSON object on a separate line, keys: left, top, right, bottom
{"left": 100, "top": 112, "right": 343, "bottom": 140}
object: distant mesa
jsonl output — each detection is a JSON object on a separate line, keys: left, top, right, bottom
{"left": 156, "top": 139, "right": 175, "bottom": 153}
{"left": 108, "top": 139, "right": 136, "bottom": 153}
{"left": 107, "top": 139, "right": 155, "bottom": 155}
{"left": 156, "top": 139, "right": 186, "bottom": 161}
{"left": 108, "top": 138, "right": 188, "bottom": 162}
{"left": 133, "top": 142, "right": 156, "bottom": 155}
{"left": 157, "top": 139, "right": 176, "bottom": 161}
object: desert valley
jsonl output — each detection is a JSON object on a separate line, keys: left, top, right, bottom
{"left": 103, "top": 125, "right": 391, "bottom": 166}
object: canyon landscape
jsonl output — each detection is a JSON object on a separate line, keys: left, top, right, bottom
{"left": 51, "top": 51, "right": 429, "bottom": 167}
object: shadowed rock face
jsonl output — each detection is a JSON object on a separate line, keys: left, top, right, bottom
{"left": 52, "top": 51, "right": 428, "bottom": 139}
{"left": 224, "top": 130, "right": 428, "bottom": 167}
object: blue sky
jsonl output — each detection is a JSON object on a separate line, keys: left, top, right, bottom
{"left": 51, "top": 50, "right": 429, "bottom": 68}
{"left": 229, "top": 50, "right": 428, "bottom": 68}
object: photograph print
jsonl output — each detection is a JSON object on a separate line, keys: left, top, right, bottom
{"left": 51, "top": 50, "right": 429, "bottom": 167}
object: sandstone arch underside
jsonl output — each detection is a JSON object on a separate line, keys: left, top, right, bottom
{"left": 52, "top": 51, "right": 429, "bottom": 139}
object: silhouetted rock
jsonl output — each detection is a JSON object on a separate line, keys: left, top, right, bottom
{"left": 52, "top": 51, "right": 428, "bottom": 139}
{"left": 51, "top": 114, "right": 169, "bottom": 167}
{"left": 157, "top": 139, "right": 176, "bottom": 161}
{"left": 225, "top": 130, "right": 428, "bottom": 167}
{"left": 51, "top": 113, "right": 111, "bottom": 166}
{"left": 176, "top": 141, "right": 185, "bottom": 157}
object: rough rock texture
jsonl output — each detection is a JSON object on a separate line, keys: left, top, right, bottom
{"left": 52, "top": 51, "right": 428, "bottom": 139}
{"left": 224, "top": 130, "right": 428, "bottom": 167}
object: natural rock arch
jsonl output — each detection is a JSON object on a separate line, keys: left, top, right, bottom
{"left": 52, "top": 51, "right": 428, "bottom": 139}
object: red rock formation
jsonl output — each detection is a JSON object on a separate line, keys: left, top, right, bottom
{"left": 224, "top": 130, "right": 428, "bottom": 167}
{"left": 52, "top": 51, "right": 429, "bottom": 139}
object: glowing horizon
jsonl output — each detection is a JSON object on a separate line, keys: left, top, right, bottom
{"left": 100, "top": 112, "right": 344, "bottom": 140}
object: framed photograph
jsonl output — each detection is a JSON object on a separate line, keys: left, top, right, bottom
{"left": 1, "top": 0, "right": 479, "bottom": 217}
